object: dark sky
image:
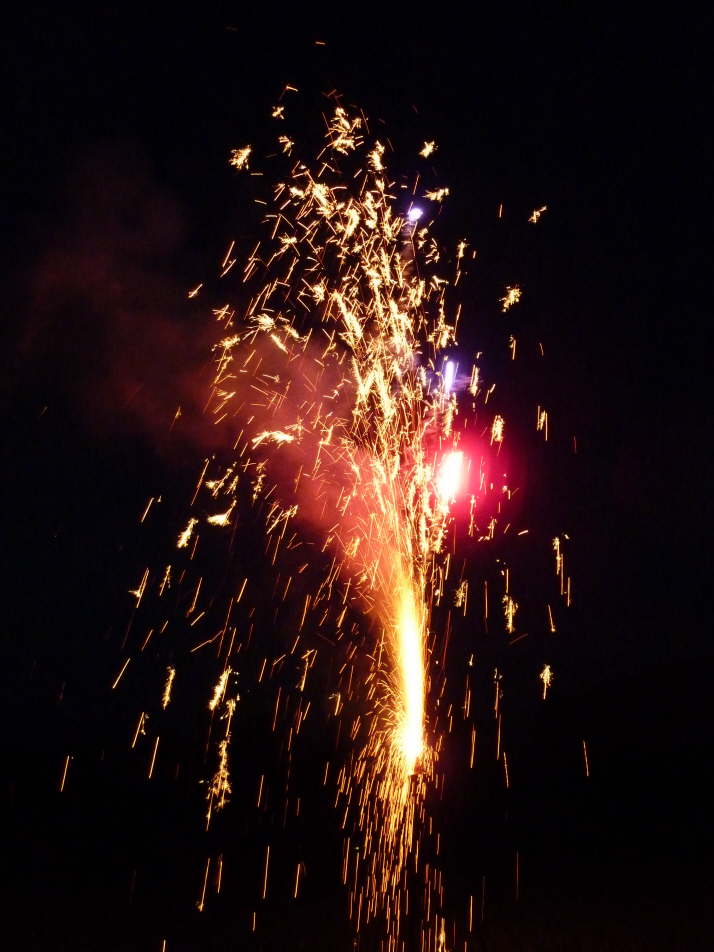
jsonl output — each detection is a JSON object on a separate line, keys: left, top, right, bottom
{"left": 2, "top": 8, "right": 712, "bottom": 950}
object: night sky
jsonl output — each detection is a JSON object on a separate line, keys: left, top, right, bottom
{"left": 3, "top": 9, "right": 712, "bottom": 950}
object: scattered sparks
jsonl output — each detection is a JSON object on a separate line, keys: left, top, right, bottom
{"left": 114, "top": 97, "right": 573, "bottom": 949}
{"left": 206, "top": 502, "right": 236, "bottom": 527}
{"left": 229, "top": 146, "right": 252, "bottom": 170}
{"left": 491, "top": 414, "right": 505, "bottom": 444}
{"left": 503, "top": 594, "right": 518, "bottom": 634}
{"left": 251, "top": 430, "right": 295, "bottom": 448}
{"left": 529, "top": 205, "right": 547, "bottom": 223}
{"left": 208, "top": 668, "right": 232, "bottom": 711}
{"left": 177, "top": 517, "right": 199, "bottom": 549}
{"left": 207, "top": 733, "right": 232, "bottom": 820}
{"left": 500, "top": 285, "right": 522, "bottom": 312}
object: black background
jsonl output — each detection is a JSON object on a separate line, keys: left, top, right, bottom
{"left": 2, "top": 8, "right": 712, "bottom": 950}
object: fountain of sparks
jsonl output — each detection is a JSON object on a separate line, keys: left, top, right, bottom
{"left": 205, "top": 104, "right": 468, "bottom": 941}
{"left": 112, "top": 93, "right": 572, "bottom": 952}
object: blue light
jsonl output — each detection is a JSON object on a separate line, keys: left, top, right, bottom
{"left": 443, "top": 360, "right": 455, "bottom": 394}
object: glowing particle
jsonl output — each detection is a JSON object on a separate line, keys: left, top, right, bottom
{"left": 503, "top": 594, "right": 518, "bottom": 634}
{"left": 208, "top": 668, "right": 232, "bottom": 711}
{"left": 229, "top": 146, "right": 252, "bottom": 170}
{"left": 162, "top": 667, "right": 176, "bottom": 709}
{"left": 540, "top": 663, "right": 553, "bottom": 699}
{"left": 500, "top": 285, "right": 522, "bottom": 311}
{"left": 424, "top": 187, "right": 449, "bottom": 202}
{"left": 177, "top": 518, "right": 199, "bottom": 549}
{"left": 491, "top": 415, "right": 505, "bottom": 444}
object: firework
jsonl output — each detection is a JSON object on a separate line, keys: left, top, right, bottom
{"left": 204, "top": 103, "right": 467, "bottom": 940}
{"left": 113, "top": 93, "right": 571, "bottom": 950}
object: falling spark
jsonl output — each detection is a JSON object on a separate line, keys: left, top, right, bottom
{"left": 261, "top": 844, "right": 271, "bottom": 900}
{"left": 59, "top": 754, "right": 71, "bottom": 793}
{"left": 540, "top": 663, "right": 553, "bottom": 699}
{"left": 529, "top": 205, "right": 547, "bottom": 223}
{"left": 229, "top": 146, "right": 252, "bottom": 170}
{"left": 425, "top": 187, "right": 450, "bottom": 202}
{"left": 147, "top": 735, "right": 160, "bottom": 779}
{"left": 491, "top": 414, "right": 505, "bottom": 444}
{"left": 537, "top": 405, "right": 549, "bottom": 440}
{"left": 162, "top": 667, "right": 176, "bottom": 709}
{"left": 207, "top": 502, "right": 236, "bottom": 527}
{"left": 208, "top": 668, "right": 232, "bottom": 711}
{"left": 177, "top": 518, "right": 198, "bottom": 549}
{"left": 500, "top": 285, "right": 522, "bottom": 311}
{"left": 111, "top": 657, "right": 131, "bottom": 690}
{"left": 129, "top": 569, "right": 149, "bottom": 604}
{"left": 503, "top": 594, "right": 518, "bottom": 634}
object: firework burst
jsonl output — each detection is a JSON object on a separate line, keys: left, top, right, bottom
{"left": 110, "top": 92, "right": 571, "bottom": 951}
{"left": 199, "top": 102, "right": 468, "bottom": 941}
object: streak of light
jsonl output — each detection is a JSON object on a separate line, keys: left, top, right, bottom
{"left": 59, "top": 754, "right": 71, "bottom": 792}
{"left": 261, "top": 844, "right": 271, "bottom": 900}
{"left": 162, "top": 667, "right": 176, "bottom": 709}
{"left": 147, "top": 735, "right": 160, "bottom": 779}
{"left": 111, "top": 657, "right": 131, "bottom": 690}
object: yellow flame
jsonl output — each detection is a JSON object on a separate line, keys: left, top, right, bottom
{"left": 394, "top": 579, "right": 425, "bottom": 775}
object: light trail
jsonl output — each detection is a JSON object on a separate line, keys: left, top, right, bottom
{"left": 395, "top": 577, "right": 425, "bottom": 773}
